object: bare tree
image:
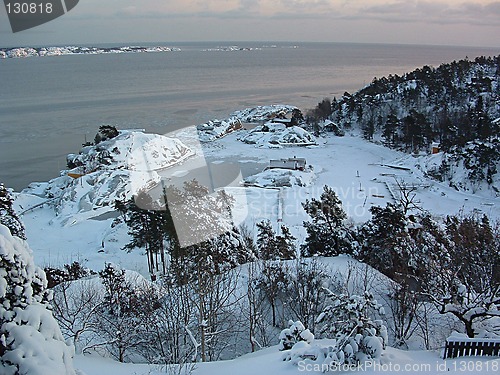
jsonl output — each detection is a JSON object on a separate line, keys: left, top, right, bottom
{"left": 381, "top": 279, "right": 420, "bottom": 348}
{"left": 286, "top": 259, "right": 332, "bottom": 332}
{"left": 419, "top": 215, "right": 500, "bottom": 338}
{"left": 393, "top": 177, "right": 423, "bottom": 215}
{"left": 51, "top": 278, "right": 104, "bottom": 353}
{"left": 189, "top": 266, "right": 244, "bottom": 362}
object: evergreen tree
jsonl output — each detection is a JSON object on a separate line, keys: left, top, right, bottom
{"left": 301, "top": 185, "right": 355, "bottom": 257}
{"left": 94, "top": 125, "right": 119, "bottom": 144}
{"left": 358, "top": 203, "right": 414, "bottom": 278}
{"left": 120, "top": 192, "right": 170, "bottom": 276}
{"left": 256, "top": 220, "right": 278, "bottom": 260}
{"left": 256, "top": 221, "right": 296, "bottom": 260}
{"left": 383, "top": 112, "right": 400, "bottom": 146}
{"left": 276, "top": 225, "right": 296, "bottom": 260}
{"left": 290, "top": 108, "right": 304, "bottom": 126}
{"left": 0, "top": 183, "right": 25, "bottom": 240}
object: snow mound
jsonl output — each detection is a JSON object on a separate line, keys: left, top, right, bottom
{"left": 243, "top": 168, "right": 315, "bottom": 188}
{"left": 0, "top": 224, "right": 76, "bottom": 375}
{"left": 239, "top": 123, "right": 316, "bottom": 147}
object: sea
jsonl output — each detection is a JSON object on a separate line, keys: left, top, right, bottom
{"left": 1, "top": 42, "right": 498, "bottom": 191}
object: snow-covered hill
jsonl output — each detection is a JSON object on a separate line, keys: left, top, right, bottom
{"left": 9, "top": 107, "right": 500, "bottom": 375}
{"left": 396, "top": 138, "right": 500, "bottom": 198}
{"left": 23, "top": 131, "right": 194, "bottom": 220}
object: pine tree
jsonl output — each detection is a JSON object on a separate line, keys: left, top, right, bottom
{"left": 0, "top": 183, "right": 25, "bottom": 240}
{"left": 383, "top": 112, "right": 400, "bottom": 147}
{"left": 276, "top": 225, "right": 296, "bottom": 260}
{"left": 301, "top": 185, "right": 355, "bottom": 257}
{"left": 256, "top": 221, "right": 296, "bottom": 260}
{"left": 358, "top": 203, "right": 414, "bottom": 278}
{"left": 256, "top": 220, "right": 278, "bottom": 260}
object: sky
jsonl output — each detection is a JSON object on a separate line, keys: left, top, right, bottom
{"left": 1, "top": 0, "right": 500, "bottom": 47}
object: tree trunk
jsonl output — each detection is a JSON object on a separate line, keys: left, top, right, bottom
{"left": 160, "top": 241, "right": 166, "bottom": 275}
{"left": 271, "top": 301, "right": 276, "bottom": 327}
{"left": 464, "top": 319, "right": 475, "bottom": 338}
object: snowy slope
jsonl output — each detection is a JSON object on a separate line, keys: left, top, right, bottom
{"left": 399, "top": 141, "right": 500, "bottom": 199}
{"left": 74, "top": 345, "right": 500, "bottom": 375}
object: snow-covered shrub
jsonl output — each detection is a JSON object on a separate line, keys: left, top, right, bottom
{"left": 279, "top": 320, "right": 314, "bottom": 351}
{"left": 0, "top": 224, "right": 76, "bottom": 375}
{"left": 315, "top": 290, "right": 387, "bottom": 365}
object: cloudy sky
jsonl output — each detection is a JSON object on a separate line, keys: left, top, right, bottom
{"left": 1, "top": 0, "right": 500, "bottom": 47}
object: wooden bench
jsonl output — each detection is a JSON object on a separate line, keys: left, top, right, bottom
{"left": 443, "top": 338, "right": 500, "bottom": 359}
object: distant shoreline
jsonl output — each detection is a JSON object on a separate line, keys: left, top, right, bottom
{"left": 0, "top": 45, "right": 180, "bottom": 59}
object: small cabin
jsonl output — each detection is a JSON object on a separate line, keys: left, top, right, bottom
{"left": 430, "top": 142, "right": 441, "bottom": 154}
{"left": 267, "top": 157, "right": 307, "bottom": 171}
{"left": 270, "top": 118, "right": 294, "bottom": 127}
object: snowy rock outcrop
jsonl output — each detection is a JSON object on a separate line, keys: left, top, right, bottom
{"left": 196, "top": 105, "right": 300, "bottom": 142}
{"left": 231, "top": 105, "right": 297, "bottom": 123}
{"left": 240, "top": 123, "right": 316, "bottom": 147}
{"left": 243, "top": 168, "right": 315, "bottom": 188}
{"left": 0, "top": 225, "right": 76, "bottom": 375}
{"left": 197, "top": 118, "right": 242, "bottom": 142}
{"left": 26, "top": 131, "right": 194, "bottom": 218}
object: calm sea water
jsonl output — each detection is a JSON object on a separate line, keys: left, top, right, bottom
{"left": 1, "top": 42, "right": 498, "bottom": 191}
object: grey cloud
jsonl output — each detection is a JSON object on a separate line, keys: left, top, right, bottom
{"left": 358, "top": 0, "right": 500, "bottom": 26}
{"left": 485, "top": 1, "right": 500, "bottom": 14}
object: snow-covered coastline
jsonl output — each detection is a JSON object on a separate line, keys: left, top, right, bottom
{"left": 0, "top": 45, "right": 180, "bottom": 59}
{"left": 5, "top": 103, "right": 499, "bottom": 375}
{"left": 13, "top": 104, "right": 499, "bottom": 274}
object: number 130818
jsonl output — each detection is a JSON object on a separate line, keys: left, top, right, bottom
{"left": 6, "top": 2, "right": 53, "bottom": 14}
